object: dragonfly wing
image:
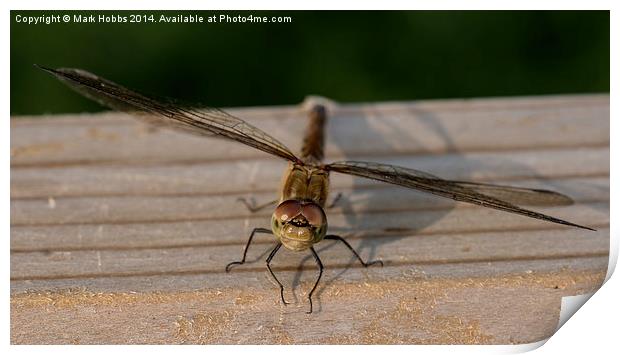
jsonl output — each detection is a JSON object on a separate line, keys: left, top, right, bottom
{"left": 326, "top": 160, "right": 594, "bottom": 231}
{"left": 37, "top": 65, "right": 301, "bottom": 163}
{"left": 447, "top": 181, "right": 574, "bottom": 206}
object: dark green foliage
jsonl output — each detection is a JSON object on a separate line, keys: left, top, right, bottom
{"left": 11, "top": 10, "right": 609, "bottom": 115}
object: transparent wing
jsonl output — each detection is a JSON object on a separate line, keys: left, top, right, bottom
{"left": 326, "top": 161, "right": 594, "bottom": 231}
{"left": 36, "top": 65, "right": 301, "bottom": 163}
{"left": 444, "top": 181, "right": 574, "bottom": 206}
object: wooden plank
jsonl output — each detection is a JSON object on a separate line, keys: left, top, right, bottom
{"left": 10, "top": 94, "right": 609, "bottom": 344}
{"left": 11, "top": 95, "right": 608, "bottom": 167}
{"left": 11, "top": 255, "right": 607, "bottom": 294}
{"left": 10, "top": 226, "right": 609, "bottom": 280}
{"left": 10, "top": 147, "right": 609, "bottom": 199}
{"left": 10, "top": 265, "right": 606, "bottom": 344}
{"left": 10, "top": 175, "right": 608, "bottom": 225}
{"left": 9, "top": 177, "right": 608, "bottom": 251}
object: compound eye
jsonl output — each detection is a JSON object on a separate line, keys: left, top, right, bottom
{"left": 301, "top": 203, "right": 327, "bottom": 227}
{"left": 274, "top": 200, "right": 302, "bottom": 222}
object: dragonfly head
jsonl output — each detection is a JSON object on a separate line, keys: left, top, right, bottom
{"left": 271, "top": 199, "right": 327, "bottom": 251}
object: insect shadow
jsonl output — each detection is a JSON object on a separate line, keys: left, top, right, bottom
{"left": 286, "top": 102, "right": 594, "bottom": 311}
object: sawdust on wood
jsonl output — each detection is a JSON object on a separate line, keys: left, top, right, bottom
{"left": 11, "top": 269, "right": 605, "bottom": 344}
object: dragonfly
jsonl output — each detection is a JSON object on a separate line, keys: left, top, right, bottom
{"left": 37, "top": 65, "right": 594, "bottom": 313}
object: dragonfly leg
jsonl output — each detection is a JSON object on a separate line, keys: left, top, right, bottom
{"left": 324, "top": 235, "right": 384, "bottom": 267}
{"left": 237, "top": 197, "right": 278, "bottom": 213}
{"left": 266, "top": 243, "right": 289, "bottom": 305}
{"left": 307, "top": 247, "right": 324, "bottom": 314}
{"left": 326, "top": 192, "right": 343, "bottom": 209}
{"left": 225, "top": 227, "right": 272, "bottom": 272}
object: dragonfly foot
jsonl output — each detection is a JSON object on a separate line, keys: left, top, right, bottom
{"left": 305, "top": 247, "right": 324, "bottom": 314}
{"left": 363, "top": 259, "right": 384, "bottom": 267}
{"left": 225, "top": 261, "right": 244, "bottom": 272}
{"left": 278, "top": 287, "right": 290, "bottom": 305}
{"left": 306, "top": 299, "right": 314, "bottom": 314}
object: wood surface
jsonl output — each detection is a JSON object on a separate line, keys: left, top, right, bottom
{"left": 10, "top": 94, "right": 609, "bottom": 344}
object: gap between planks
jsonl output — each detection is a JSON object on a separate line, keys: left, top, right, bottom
{"left": 10, "top": 171, "right": 609, "bottom": 201}
{"left": 10, "top": 198, "right": 608, "bottom": 227}
{"left": 10, "top": 223, "right": 610, "bottom": 253}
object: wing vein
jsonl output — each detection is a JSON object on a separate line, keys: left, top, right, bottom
{"left": 327, "top": 160, "right": 594, "bottom": 231}
{"left": 37, "top": 65, "right": 300, "bottom": 163}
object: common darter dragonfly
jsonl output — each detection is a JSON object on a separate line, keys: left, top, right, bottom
{"left": 37, "top": 65, "right": 594, "bottom": 313}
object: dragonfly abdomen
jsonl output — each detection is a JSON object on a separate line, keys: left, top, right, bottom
{"left": 300, "top": 105, "right": 327, "bottom": 164}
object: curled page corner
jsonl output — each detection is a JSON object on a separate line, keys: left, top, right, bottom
{"left": 509, "top": 338, "right": 548, "bottom": 353}
{"left": 553, "top": 247, "right": 617, "bottom": 330}
{"left": 604, "top": 237, "right": 618, "bottom": 283}
{"left": 511, "top": 293, "right": 596, "bottom": 354}
{"left": 556, "top": 292, "right": 595, "bottom": 331}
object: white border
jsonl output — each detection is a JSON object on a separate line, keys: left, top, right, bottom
{"left": 4, "top": 1, "right": 616, "bottom": 354}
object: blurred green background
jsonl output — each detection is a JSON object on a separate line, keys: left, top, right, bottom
{"left": 11, "top": 10, "right": 609, "bottom": 116}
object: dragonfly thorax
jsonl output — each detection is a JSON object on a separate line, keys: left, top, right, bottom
{"left": 271, "top": 199, "right": 327, "bottom": 251}
{"left": 279, "top": 163, "right": 330, "bottom": 208}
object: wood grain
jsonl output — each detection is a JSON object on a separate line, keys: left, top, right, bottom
{"left": 10, "top": 94, "right": 609, "bottom": 344}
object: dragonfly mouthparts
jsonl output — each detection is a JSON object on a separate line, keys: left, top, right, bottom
{"left": 290, "top": 215, "right": 311, "bottom": 227}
